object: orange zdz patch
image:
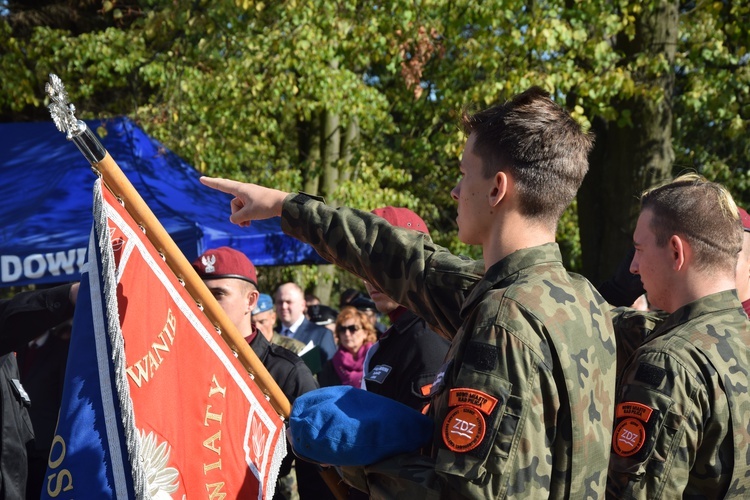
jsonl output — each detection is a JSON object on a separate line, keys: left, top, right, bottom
{"left": 613, "top": 417, "right": 647, "bottom": 457}
{"left": 448, "top": 388, "right": 498, "bottom": 415}
{"left": 616, "top": 402, "right": 653, "bottom": 422}
{"left": 442, "top": 405, "right": 486, "bottom": 453}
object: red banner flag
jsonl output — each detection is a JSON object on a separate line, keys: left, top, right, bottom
{"left": 44, "top": 179, "right": 285, "bottom": 499}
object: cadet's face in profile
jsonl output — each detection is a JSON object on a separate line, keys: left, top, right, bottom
{"left": 205, "top": 278, "right": 251, "bottom": 333}
{"left": 451, "top": 133, "right": 491, "bottom": 246}
{"left": 630, "top": 209, "right": 674, "bottom": 313}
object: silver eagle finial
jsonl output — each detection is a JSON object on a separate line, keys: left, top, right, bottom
{"left": 44, "top": 74, "right": 106, "bottom": 163}
{"left": 45, "top": 74, "right": 86, "bottom": 139}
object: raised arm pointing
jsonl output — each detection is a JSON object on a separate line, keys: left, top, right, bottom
{"left": 200, "top": 176, "right": 289, "bottom": 227}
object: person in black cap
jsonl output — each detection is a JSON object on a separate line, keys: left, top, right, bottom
{"left": 349, "top": 294, "right": 386, "bottom": 336}
{"left": 192, "top": 247, "right": 332, "bottom": 500}
{"left": 306, "top": 304, "right": 339, "bottom": 338}
{"left": 338, "top": 288, "right": 361, "bottom": 310}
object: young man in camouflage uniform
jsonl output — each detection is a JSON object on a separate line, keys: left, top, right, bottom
{"left": 607, "top": 174, "right": 750, "bottom": 497}
{"left": 201, "top": 87, "right": 617, "bottom": 498}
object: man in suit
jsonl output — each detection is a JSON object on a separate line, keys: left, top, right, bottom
{"left": 275, "top": 282, "right": 336, "bottom": 370}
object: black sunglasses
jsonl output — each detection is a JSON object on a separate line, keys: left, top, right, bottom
{"left": 336, "top": 324, "right": 360, "bottom": 334}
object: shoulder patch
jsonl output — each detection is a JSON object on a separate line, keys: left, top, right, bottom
{"left": 464, "top": 341, "right": 497, "bottom": 371}
{"left": 364, "top": 364, "right": 391, "bottom": 384}
{"left": 428, "top": 360, "right": 452, "bottom": 396}
{"left": 448, "top": 388, "right": 498, "bottom": 415}
{"left": 634, "top": 362, "right": 666, "bottom": 387}
{"left": 616, "top": 402, "right": 653, "bottom": 422}
{"left": 442, "top": 406, "right": 486, "bottom": 453}
{"left": 612, "top": 417, "right": 647, "bottom": 457}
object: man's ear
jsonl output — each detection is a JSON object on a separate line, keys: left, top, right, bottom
{"left": 246, "top": 288, "right": 260, "bottom": 315}
{"left": 669, "top": 235, "right": 688, "bottom": 271}
{"left": 488, "top": 171, "right": 508, "bottom": 207}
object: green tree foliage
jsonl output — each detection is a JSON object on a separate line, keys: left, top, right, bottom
{"left": 673, "top": 1, "right": 750, "bottom": 198}
{"left": 1, "top": 0, "right": 748, "bottom": 296}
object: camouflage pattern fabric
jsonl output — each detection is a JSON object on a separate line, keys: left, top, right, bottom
{"left": 607, "top": 290, "right": 750, "bottom": 498}
{"left": 272, "top": 332, "right": 306, "bottom": 354}
{"left": 282, "top": 194, "right": 617, "bottom": 498}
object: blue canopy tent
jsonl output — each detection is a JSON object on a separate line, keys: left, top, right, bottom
{"left": 0, "top": 117, "right": 323, "bottom": 287}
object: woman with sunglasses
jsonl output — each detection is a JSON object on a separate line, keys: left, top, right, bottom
{"left": 317, "top": 306, "right": 377, "bottom": 388}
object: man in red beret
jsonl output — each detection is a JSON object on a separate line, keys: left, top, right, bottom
{"left": 192, "top": 247, "right": 331, "bottom": 500}
{"left": 362, "top": 207, "right": 449, "bottom": 412}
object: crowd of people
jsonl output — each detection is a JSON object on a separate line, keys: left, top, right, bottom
{"left": 2, "top": 85, "right": 749, "bottom": 499}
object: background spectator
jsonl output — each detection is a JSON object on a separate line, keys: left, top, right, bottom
{"left": 275, "top": 282, "right": 336, "bottom": 373}
{"left": 317, "top": 306, "right": 376, "bottom": 388}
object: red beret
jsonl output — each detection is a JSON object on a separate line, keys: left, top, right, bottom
{"left": 192, "top": 247, "right": 257, "bottom": 285}
{"left": 739, "top": 208, "right": 750, "bottom": 233}
{"left": 372, "top": 206, "right": 430, "bottom": 236}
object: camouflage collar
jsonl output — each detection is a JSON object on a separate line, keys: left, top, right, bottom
{"left": 652, "top": 289, "right": 743, "bottom": 339}
{"left": 460, "top": 243, "right": 563, "bottom": 318}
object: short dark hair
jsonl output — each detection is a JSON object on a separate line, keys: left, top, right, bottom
{"left": 641, "top": 173, "right": 742, "bottom": 273}
{"left": 461, "top": 87, "right": 593, "bottom": 228}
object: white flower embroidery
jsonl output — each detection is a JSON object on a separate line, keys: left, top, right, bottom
{"left": 251, "top": 415, "right": 267, "bottom": 465}
{"left": 139, "top": 430, "right": 179, "bottom": 498}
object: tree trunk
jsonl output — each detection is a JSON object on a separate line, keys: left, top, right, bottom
{"left": 300, "top": 115, "right": 321, "bottom": 195}
{"left": 579, "top": 0, "right": 678, "bottom": 285}
{"left": 340, "top": 117, "right": 359, "bottom": 184}
{"left": 312, "top": 107, "right": 342, "bottom": 305}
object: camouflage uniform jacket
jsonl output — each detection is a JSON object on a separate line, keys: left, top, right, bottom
{"left": 282, "top": 194, "right": 617, "bottom": 498}
{"left": 607, "top": 290, "right": 750, "bottom": 498}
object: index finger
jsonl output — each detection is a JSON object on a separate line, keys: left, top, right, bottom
{"left": 200, "top": 176, "right": 242, "bottom": 195}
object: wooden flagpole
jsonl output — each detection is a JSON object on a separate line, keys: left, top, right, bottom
{"left": 45, "top": 75, "right": 291, "bottom": 419}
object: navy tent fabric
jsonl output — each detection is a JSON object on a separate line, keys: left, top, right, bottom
{"left": 0, "top": 117, "right": 324, "bottom": 287}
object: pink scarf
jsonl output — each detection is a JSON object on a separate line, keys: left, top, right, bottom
{"left": 332, "top": 342, "right": 373, "bottom": 387}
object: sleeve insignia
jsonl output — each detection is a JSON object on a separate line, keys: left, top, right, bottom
{"left": 448, "top": 388, "right": 498, "bottom": 415}
{"left": 613, "top": 417, "right": 647, "bottom": 457}
{"left": 615, "top": 401, "right": 653, "bottom": 422}
{"left": 428, "top": 360, "right": 452, "bottom": 396}
{"left": 442, "top": 405, "right": 486, "bottom": 453}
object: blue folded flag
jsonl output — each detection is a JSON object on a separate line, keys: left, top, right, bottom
{"left": 289, "top": 386, "right": 434, "bottom": 466}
